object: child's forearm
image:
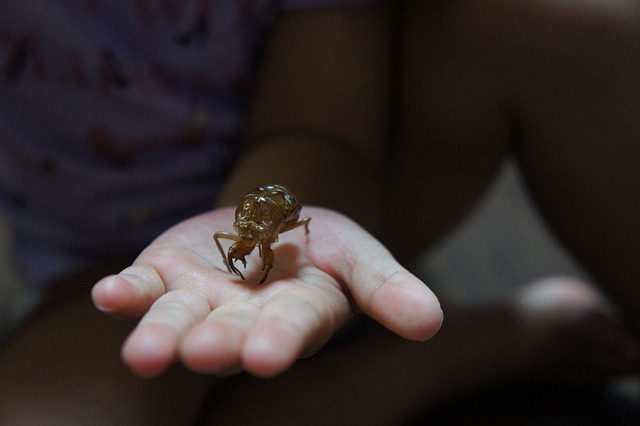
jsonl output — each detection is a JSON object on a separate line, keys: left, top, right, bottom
{"left": 217, "top": 4, "right": 391, "bottom": 234}
{"left": 216, "top": 134, "right": 380, "bottom": 233}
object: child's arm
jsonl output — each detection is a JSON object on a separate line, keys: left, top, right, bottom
{"left": 219, "top": 5, "right": 388, "bottom": 230}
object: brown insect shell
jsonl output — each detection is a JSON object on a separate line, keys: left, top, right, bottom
{"left": 233, "top": 220, "right": 273, "bottom": 246}
{"left": 233, "top": 192, "right": 292, "bottom": 244}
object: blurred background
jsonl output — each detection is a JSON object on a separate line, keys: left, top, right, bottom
{"left": 413, "top": 160, "right": 586, "bottom": 305}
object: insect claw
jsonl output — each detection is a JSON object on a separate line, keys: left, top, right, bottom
{"left": 228, "top": 254, "right": 247, "bottom": 280}
{"left": 230, "top": 263, "right": 245, "bottom": 280}
{"left": 258, "top": 264, "right": 272, "bottom": 285}
{"left": 235, "top": 267, "right": 245, "bottom": 281}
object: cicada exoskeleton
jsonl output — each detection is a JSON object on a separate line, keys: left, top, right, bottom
{"left": 214, "top": 184, "right": 311, "bottom": 284}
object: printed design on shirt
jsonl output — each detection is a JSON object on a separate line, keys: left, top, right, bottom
{"left": 175, "top": 0, "right": 211, "bottom": 46}
{"left": 0, "top": 1, "right": 264, "bottom": 163}
{"left": 1, "top": 34, "right": 131, "bottom": 94}
{"left": 174, "top": 0, "right": 261, "bottom": 45}
{"left": 97, "top": 48, "right": 129, "bottom": 88}
{"left": 88, "top": 106, "right": 210, "bottom": 165}
{"left": 3, "top": 36, "right": 30, "bottom": 81}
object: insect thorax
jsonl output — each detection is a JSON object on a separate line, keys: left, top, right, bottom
{"left": 233, "top": 219, "right": 274, "bottom": 243}
{"left": 237, "top": 195, "right": 288, "bottom": 225}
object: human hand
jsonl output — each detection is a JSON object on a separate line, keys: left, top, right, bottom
{"left": 92, "top": 207, "right": 442, "bottom": 378}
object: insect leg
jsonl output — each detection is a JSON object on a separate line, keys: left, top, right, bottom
{"left": 280, "top": 216, "right": 311, "bottom": 235}
{"left": 227, "top": 242, "right": 256, "bottom": 281}
{"left": 213, "top": 231, "right": 236, "bottom": 273}
{"left": 259, "top": 245, "right": 274, "bottom": 285}
{"left": 228, "top": 251, "right": 246, "bottom": 280}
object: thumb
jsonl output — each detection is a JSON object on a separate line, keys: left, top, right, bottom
{"left": 311, "top": 210, "right": 443, "bottom": 341}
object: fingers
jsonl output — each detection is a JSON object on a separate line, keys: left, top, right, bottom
{"left": 180, "top": 302, "right": 259, "bottom": 376}
{"left": 98, "top": 262, "right": 219, "bottom": 377}
{"left": 121, "top": 287, "right": 213, "bottom": 377}
{"left": 91, "top": 266, "right": 167, "bottom": 319}
{"left": 241, "top": 290, "right": 343, "bottom": 377}
{"left": 99, "top": 268, "right": 345, "bottom": 377}
{"left": 181, "top": 289, "right": 348, "bottom": 378}
{"left": 93, "top": 260, "right": 348, "bottom": 378}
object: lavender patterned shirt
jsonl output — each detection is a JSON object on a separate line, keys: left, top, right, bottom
{"left": 0, "top": 0, "right": 371, "bottom": 287}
